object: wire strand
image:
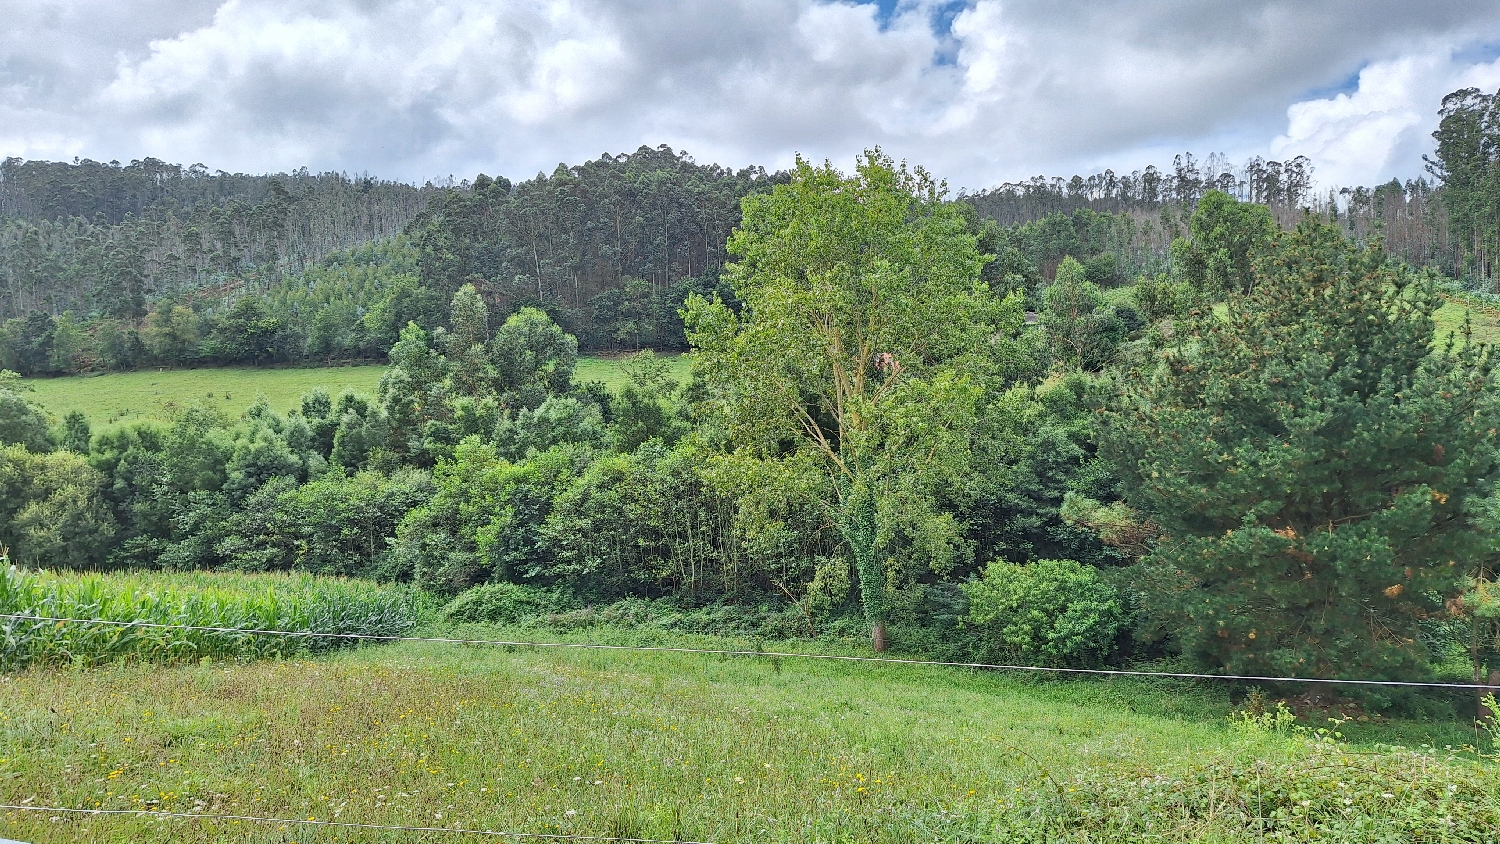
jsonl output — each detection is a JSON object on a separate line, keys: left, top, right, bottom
{"left": 3, "top": 612, "right": 1497, "bottom": 690}
{"left": 0, "top": 804, "right": 713, "bottom": 843}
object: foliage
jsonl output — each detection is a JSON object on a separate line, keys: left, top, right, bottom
{"left": 490, "top": 306, "right": 580, "bottom": 403}
{"left": 537, "top": 441, "right": 829, "bottom": 603}
{"left": 391, "top": 439, "right": 590, "bottom": 596}
{"left": 1103, "top": 216, "right": 1500, "bottom": 683}
{"left": 1427, "top": 87, "right": 1500, "bottom": 286}
{"left": 1040, "top": 257, "right": 1129, "bottom": 371}
{"left": 0, "top": 566, "right": 425, "bottom": 669}
{"left": 961, "top": 558, "right": 1130, "bottom": 667}
{"left": 0, "top": 444, "right": 116, "bottom": 568}
{"left": 608, "top": 350, "right": 687, "bottom": 452}
{"left": 377, "top": 296, "right": 579, "bottom": 464}
{"left": 494, "top": 395, "right": 608, "bottom": 461}
{"left": 440, "top": 581, "right": 578, "bottom": 624}
{"left": 1133, "top": 273, "right": 1195, "bottom": 322}
{"left": 0, "top": 158, "right": 436, "bottom": 325}
{"left": 687, "top": 150, "right": 1029, "bottom": 648}
{"left": 216, "top": 468, "right": 436, "bottom": 579}
{"left": 0, "top": 380, "right": 51, "bottom": 452}
{"left": 1169, "top": 190, "right": 1277, "bottom": 297}
{"left": 410, "top": 145, "right": 781, "bottom": 351}
{"left": 953, "top": 376, "right": 1126, "bottom": 571}
{"left": 1058, "top": 493, "right": 1158, "bottom": 559}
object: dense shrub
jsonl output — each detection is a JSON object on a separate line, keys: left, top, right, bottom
{"left": 0, "top": 444, "right": 116, "bottom": 569}
{"left": 961, "top": 558, "right": 1130, "bottom": 667}
{"left": 440, "top": 582, "right": 578, "bottom": 624}
{"left": 0, "top": 382, "right": 51, "bottom": 452}
{"left": 539, "top": 442, "right": 827, "bottom": 602}
{"left": 493, "top": 395, "right": 608, "bottom": 461}
{"left": 480, "top": 594, "right": 814, "bottom": 640}
{"left": 217, "top": 468, "right": 436, "bottom": 578}
{"left": 393, "top": 439, "right": 591, "bottom": 596}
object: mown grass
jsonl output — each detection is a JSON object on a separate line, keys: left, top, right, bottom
{"left": 572, "top": 352, "right": 691, "bottom": 393}
{"left": 18, "top": 366, "right": 388, "bottom": 427}
{"left": 0, "top": 567, "right": 426, "bottom": 669}
{"left": 17, "top": 355, "right": 689, "bottom": 426}
{"left": 1, "top": 617, "right": 1497, "bottom": 843}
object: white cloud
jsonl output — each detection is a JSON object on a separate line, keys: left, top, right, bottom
{"left": 1271, "top": 50, "right": 1500, "bottom": 189}
{"left": 2, "top": 0, "right": 1499, "bottom": 188}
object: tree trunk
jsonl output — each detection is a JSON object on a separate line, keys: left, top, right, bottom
{"left": 841, "top": 484, "right": 888, "bottom": 655}
{"left": 1483, "top": 670, "right": 1500, "bottom": 721}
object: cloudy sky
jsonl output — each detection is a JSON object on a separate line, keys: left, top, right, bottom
{"left": 3, "top": 0, "right": 1499, "bottom": 191}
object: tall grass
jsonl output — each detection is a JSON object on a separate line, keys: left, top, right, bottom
{"left": 0, "top": 565, "right": 428, "bottom": 669}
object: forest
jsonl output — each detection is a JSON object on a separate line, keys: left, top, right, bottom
{"left": 4, "top": 86, "right": 1500, "bottom": 714}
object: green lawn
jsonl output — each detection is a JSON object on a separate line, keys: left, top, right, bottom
{"left": 17, "top": 354, "right": 689, "bottom": 426}
{"left": 573, "top": 352, "right": 692, "bottom": 393}
{"left": 18, "top": 366, "right": 388, "bottom": 427}
{"left": 1, "top": 623, "right": 1497, "bottom": 843}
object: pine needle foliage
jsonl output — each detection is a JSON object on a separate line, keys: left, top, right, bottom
{"left": 1103, "top": 215, "right": 1500, "bottom": 682}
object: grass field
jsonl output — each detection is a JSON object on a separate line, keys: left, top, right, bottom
{"left": 16, "top": 354, "right": 689, "bottom": 426}
{"left": 17, "top": 366, "right": 388, "bottom": 427}
{"left": 1435, "top": 297, "right": 1500, "bottom": 347}
{"left": 1, "top": 618, "right": 1498, "bottom": 843}
{"left": 572, "top": 352, "right": 692, "bottom": 393}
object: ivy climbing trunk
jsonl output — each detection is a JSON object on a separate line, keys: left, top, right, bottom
{"left": 841, "top": 482, "right": 888, "bottom": 652}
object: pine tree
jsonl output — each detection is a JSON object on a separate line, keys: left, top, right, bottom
{"left": 1103, "top": 217, "right": 1500, "bottom": 682}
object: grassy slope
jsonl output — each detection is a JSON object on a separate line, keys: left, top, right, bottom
{"left": 18, "top": 366, "right": 388, "bottom": 427}
{"left": 572, "top": 352, "right": 692, "bottom": 393}
{"left": 1435, "top": 297, "right": 1500, "bottom": 347}
{"left": 17, "top": 354, "right": 690, "bottom": 426}
{"left": 1, "top": 628, "right": 1496, "bottom": 843}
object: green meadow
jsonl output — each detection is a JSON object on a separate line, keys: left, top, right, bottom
{"left": 16, "top": 354, "right": 689, "bottom": 426}
{"left": 2, "top": 620, "right": 1497, "bottom": 844}
{"left": 1435, "top": 295, "right": 1500, "bottom": 347}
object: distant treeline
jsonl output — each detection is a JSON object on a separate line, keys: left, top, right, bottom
{"left": 0, "top": 156, "right": 440, "bottom": 321}
{"left": 965, "top": 152, "right": 1311, "bottom": 222}
{"left": 5, "top": 84, "right": 1500, "bottom": 375}
{"left": 407, "top": 144, "right": 785, "bottom": 351}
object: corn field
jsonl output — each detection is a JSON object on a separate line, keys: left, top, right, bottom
{"left": 0, "top": 563, "right": 427, "bottom": 670}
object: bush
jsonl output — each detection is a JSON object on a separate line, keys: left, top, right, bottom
{"left": 961, "top": 558, "right": 1129, "bottom": 667}
{"left": 0, "top": 444, "right": 116, "bottom": 569}
{"left": 441, "top": 582, "right": 578, "bottom": 624}
{"left": 0, "top": 384, "right": 51, "bottom": 452}
{"left": 509, "top": 596, "right": 816, "bottom": 640}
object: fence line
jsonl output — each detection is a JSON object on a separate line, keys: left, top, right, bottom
{"left": 3, "top": 612, "right": 1497, "bottom": 691}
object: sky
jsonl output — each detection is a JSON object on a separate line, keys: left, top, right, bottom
{"left": 3, "top": 0, "right": 1500, "bottom": 192}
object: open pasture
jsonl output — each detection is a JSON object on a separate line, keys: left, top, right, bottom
{"left": 16, "top": 354, "right": 688, "bottom": 426}
{"left": 1, "top": 618, "right": 1497, "bottom": 843}
{"left": 17, "top": 366, "right": 389, "bottom": 427}
{"left": 1435, "top": 296, "right": 1500, "bottom": 347}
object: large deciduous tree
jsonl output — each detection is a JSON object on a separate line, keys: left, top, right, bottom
{"left": 686, "top": 151, "right": 1029, "bottom": 651}
{"left": 1103, "top": 217, "right": 1500, "bottom": 683}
